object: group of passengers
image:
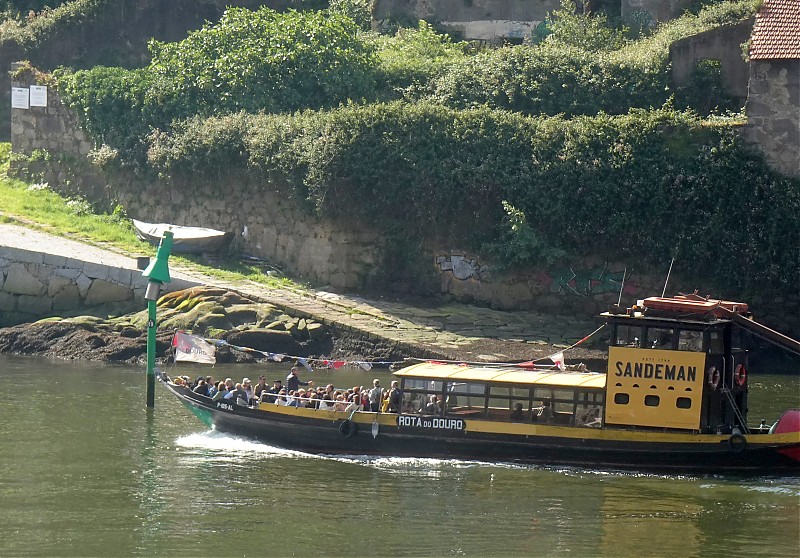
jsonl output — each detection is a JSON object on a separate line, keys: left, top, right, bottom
{"left": 176, "top": 367, "right": 402, "bottom": 413}
{"left": 273, "top": 375, "right": 402, "bottom": 414}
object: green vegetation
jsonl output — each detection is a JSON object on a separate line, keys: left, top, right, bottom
{"left": 0, "top": 0, "right": 105, "bottom": 45}
{"left": 0, "top": 142, "right": 300, "bottom": 289}
{"left": 8, "top": 0, "right": 797, "bottom": 300}
{"left": 144, "top": 103, "right": 800, "bottom": 295}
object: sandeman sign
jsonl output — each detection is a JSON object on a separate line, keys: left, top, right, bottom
{"left": 606, "top": 347, "right": 706, "bottom": 429}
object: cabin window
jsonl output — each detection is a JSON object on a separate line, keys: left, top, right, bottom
{"left": 445, "top": 381, "right": 484, "bottom": 410}
{"left": 708, "top": 331, "right": 724, "bottom": 354}
{"left": 730, "top": 328, "right": 743, "bottom": 351}
{"left": 487, "top": 386, "right": 509, "bottom": 406}
{"left": 614, "top": 393, "right": 629, "bottom": 405}
{"left": 644, "top": 395, "right": 660, "bottom": 407}
{"left": 399, "top": 378, "right": 445, "bottom": 415}
{"left": 614, "top": 324, "right": 642, "bottom": 347}
{"left": 646, "top": 327, "right": 675, "bottom": 350}
{"left": 678, "top": 330, "right": 703, "bottom": 352}
{"left": 676, "top": 397, "right": 692, "bottom": 409}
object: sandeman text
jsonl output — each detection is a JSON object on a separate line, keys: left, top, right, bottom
{"left": 614, "top": 361, "right": 696, "bottom": 382}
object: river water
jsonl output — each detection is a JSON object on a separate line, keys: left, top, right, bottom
{"left": 1, "top": 354, "right": 798, "bottom": 557}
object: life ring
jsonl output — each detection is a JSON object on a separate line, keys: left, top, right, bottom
{"left": 727, "top": 434, "right": 747, "bottom": 452}
{"left": 706, "top": 366, "right": 720, "bottom": 390}
{"left": 734, "top": 364, "right": 747, "bottom": 386}
{"left": 338, "top": 419, "right": 358, "bottom": 438}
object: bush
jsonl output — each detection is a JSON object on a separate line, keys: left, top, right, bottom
{"left": 425, "top": 0, "right": 757, "bottom": 116}
{"left": 147, "top": 7, "right": 377, "bottom": 116}
{"left": 145, "top": 103, "right": 799, "bottom": 295}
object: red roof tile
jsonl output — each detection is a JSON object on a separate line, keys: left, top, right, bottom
{"left": 749, "top": 0, "right": 800, "bottom": 60}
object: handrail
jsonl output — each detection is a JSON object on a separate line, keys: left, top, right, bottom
{"left": 715, "top": 306, "right": 800, "bottom": 356}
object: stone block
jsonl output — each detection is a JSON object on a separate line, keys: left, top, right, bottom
{"left": 54, "top": 267, "right": 82, "bottom": 280}
{"left": 76, "top": 272, "right": 92, "bottom": 298}
{"left": 85, "top": 279, "right": 133, "bottom": 305}
{"left": 47, "top": 273, "right": 74, "bottom": 297}
{"left": 0, "top": 247, "right": 44, "bottom": 264}
{"left": 3, "top": 263, "right": 46, "bottom": 296}
{"left": 17, "top": 294, "right": 52, "bottom": 315}
{"left": 82, "top": 261, "right": 111, "bottom": 280}
{"left": 106, "top": 267, "right": 133, "bottom": 287}
{"left": 0, "top": 291, "right": 16, "bottom": 311}
{"left": 52, "top": 283, "right": 81, "bottom": 310}
{"left": 43, "top": 253, "right": 68, "bottom": 267}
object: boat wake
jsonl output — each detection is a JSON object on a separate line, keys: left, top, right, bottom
{"left": 175, "top": 430, "right": 309, "bottom": 459}
{"left": 173, "top": 430, "right": 691, "bottom": 479}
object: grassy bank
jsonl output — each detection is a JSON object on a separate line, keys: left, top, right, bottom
{"left": 0, "top": 142, "right": 297, "bottom": 288}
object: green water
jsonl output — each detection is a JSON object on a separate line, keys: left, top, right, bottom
{"left": 1, "top": 354, "right": 798, "bottom": 557}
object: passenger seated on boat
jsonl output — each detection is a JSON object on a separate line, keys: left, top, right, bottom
{"left": 254, "top": 376, "right": 268, "bottom": 401}
{"left": 425, "top": 395, "right": 442, "bottom": 415}
{"left": 206, "top": 376, "right": 217, "bottom": 398}
{"left": 318, "top": 393, "right": 334, "bottom": 410}
{"left": 334, "top": 394, "right": 347, "bottom": 412}
{"left": 275, "top": 389, "right": 288, "bottom": 406}
{"left": 225, "top": 383, "right": 249, "bottom": 406}
{"left": 534, "top": 401, "right": 553, "bottom": 423}
{"left": 576, "top": 407, "right": 601, "bottom": 427}
{"left": 510, "top": 403, "right": 525, "bottom": 422}
{"left": 263, "top": 380, "right": 282, "bottom": 403}
{"left": 211, "top": 381, "right": 226, "bottom": 401}
{"left": 192, "top": 378, "right": 209, "bottom": 397}
{"left": 345, "top": 396, "right": 361, "bottom": 413}
{"left": 214, "top": 378, "right": 234, "bottom": 401}
{"left": 242, "top": 378, "right": 254, "bottom": 404}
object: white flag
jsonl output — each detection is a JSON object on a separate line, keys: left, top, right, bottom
{"left": 550, "top": 351, "right": 565, "bottom": 371}
{"left": 173, "top": 331, "right": 216, "bottom": 364}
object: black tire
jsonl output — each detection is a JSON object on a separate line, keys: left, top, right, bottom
{"left": 727, "top": 434, "right": 747, "bottom": 452}
{"left": 339, "top": 419, "right": 358, "bottom": 438}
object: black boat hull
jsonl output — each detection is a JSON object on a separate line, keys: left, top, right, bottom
{"left": 165, "top": 382, "right": 800, "bottom": 474}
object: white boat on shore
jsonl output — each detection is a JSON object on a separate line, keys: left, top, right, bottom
{"left": 132, "top": 219, "right": 234, "bottom": 254}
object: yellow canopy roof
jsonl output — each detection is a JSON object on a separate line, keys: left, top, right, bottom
{"left": 394, "top": 362, "right": 607, "bottom": 389}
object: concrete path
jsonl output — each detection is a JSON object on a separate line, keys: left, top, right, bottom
{"left": 0, "top": 222, "right": 600, "bottom": 362}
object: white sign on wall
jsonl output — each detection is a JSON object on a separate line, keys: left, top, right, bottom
{"left": 29, "top": 85, "right": 47, "bottom": 107}
{"left": 11, "top": 87, "right": 29, "bottom": 109}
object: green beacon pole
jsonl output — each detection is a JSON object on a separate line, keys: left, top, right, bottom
{"left": 142, "top": 231, "right": 173, "bottom": 408}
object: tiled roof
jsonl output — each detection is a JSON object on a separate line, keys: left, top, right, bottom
{"left": 749, "top": 0, "right": 800, "bottom": 60}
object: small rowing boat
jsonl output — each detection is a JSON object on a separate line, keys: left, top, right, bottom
{"left": 132, "top": 219, "right": 234, "bottom": 254}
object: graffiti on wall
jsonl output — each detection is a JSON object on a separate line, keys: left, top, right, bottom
{"left": 538, "top": 263, "right": 635, "bottom": 297}
{"left": 435, "top": 254, "right": 487, "bottom": 281}
{"left": 436, "top": 254, "right": 637, "bottom": 299}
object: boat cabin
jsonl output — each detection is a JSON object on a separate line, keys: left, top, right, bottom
{"left": 395, "top": 364, "right": 607, "bottom": 427}
{"left": 604, "top": 301, "right": 748, "bottom": 434}
{"left": 396, "top": 296, "right": 752, "bottom": 435}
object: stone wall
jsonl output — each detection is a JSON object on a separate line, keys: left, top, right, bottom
{"left": 10, "top": 70, "right": 384, "bottom": 291}
{"left": 745, "top": 58, "right": 800, "bottom": 178}
{"left": 373, "top": 0, "right": 560, "bottom": 41}
{"left": 669, "top": 19, "right": 754, "bottom": 102}
{"left": 0, "top": 245, "right": 197, "bottom": 327}
{"left": 620, "top": 0, "right": 692, "bottom": 28}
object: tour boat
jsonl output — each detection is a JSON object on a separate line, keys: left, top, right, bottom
{"left": 160, "top": 295, "right": 800, "bottom": 474}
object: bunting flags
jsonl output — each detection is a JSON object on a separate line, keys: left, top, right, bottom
{"left": 168, "top": 323, "right": 608, "bottom": 372}
{"left": 173, "top": 331, "right": 216, "bottom": 364}
{"left": 169, "top": 331, "right": 397, "bottom": 370}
